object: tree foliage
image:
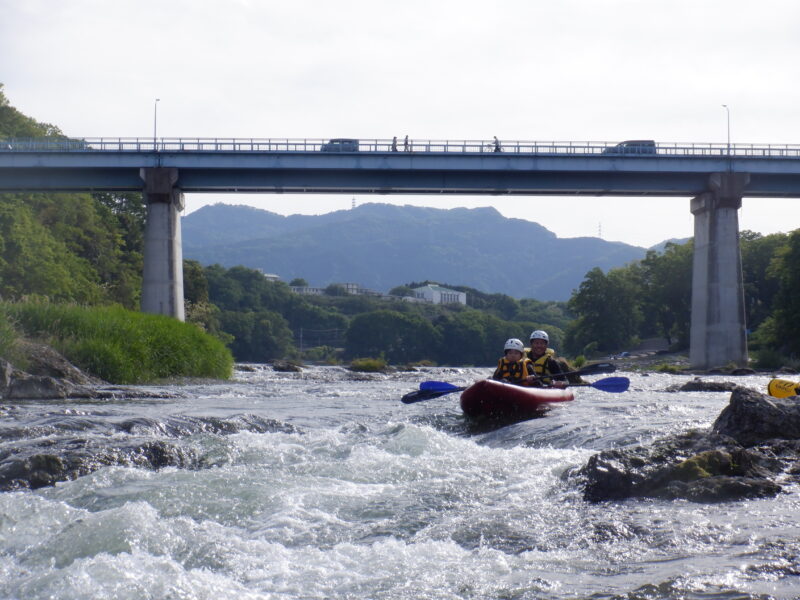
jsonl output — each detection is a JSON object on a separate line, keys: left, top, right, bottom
{"left": 345, "top": 310, "right": 441, "bottom": 364}
{"left": 565, "top": 267, "right": 642, "bottom": 354}
{"left": 755, "top": 230, "right": 800, "bottom": 355}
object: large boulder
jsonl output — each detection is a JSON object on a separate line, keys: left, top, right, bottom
{"left": 713, "top": 386, "right": 800, "bottom": 446}
{"left": 578, "top": 387, "right": 800, "bottom": 503}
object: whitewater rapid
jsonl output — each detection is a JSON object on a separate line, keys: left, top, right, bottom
{"left": 0, "top": 366, "right": 798, "bottom": 599}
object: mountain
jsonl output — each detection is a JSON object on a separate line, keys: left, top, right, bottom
{"left": 182, "top": 203, "right": 649, "bottom": 301}
{"left": 648, "top": 237, "right": 692, "bottom": 254}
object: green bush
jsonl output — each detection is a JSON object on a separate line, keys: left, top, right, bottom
{"left": 655, "top": 363, "right": 683, "bottom": 374}
{"left": 349, "top": 357, "right": 388, "bottom": 372}
{"left": 0, "top": 301, "right": 233, "bottom": 383}
{"left": 753, "top": 348, "right": 788, "bottom": 370}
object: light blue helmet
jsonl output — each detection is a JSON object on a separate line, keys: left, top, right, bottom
{"left": 529, "top": 330, "right": 549, "bottom": 343}
{"left": 504, "top": 338, "right": 525, "bottom": 352}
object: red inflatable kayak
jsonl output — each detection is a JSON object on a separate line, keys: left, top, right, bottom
{"left": 460, "top": 379, "right": 574, "bottom": 419}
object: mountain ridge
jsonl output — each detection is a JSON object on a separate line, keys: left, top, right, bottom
{"left": 182, "top": 202, "right": 655, "bottom": 301}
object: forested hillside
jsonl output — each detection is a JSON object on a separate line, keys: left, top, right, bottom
{"left": 0, "top": 84, "right": 145, "bottom": 309}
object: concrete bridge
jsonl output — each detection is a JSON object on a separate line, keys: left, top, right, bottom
{"left": 2, "top": 136, "right": 800, "bottom": 369}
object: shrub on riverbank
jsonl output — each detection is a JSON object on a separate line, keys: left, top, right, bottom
{"left": 1, "top": 301, "right": 233, "bottom": 383}
{"left": 349, "top": 357, "right": 388, "bottom": 372}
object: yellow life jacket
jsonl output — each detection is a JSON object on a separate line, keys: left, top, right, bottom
{"left": 526, "top": 347, "right": 556, "bottom": 384}
{"left": 494, "top": 357, "right": 534, "bottom": 384}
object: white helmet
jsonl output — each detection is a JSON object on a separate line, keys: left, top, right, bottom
{"left": 503, "top": 338, "right": 525, "bottom": 352}
{"left": 529, "top": 330, "right": 549, "bottom": 343}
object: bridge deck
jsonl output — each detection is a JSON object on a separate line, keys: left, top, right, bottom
{"left": 2, "top": 137, "right": 800, "bottom": 196}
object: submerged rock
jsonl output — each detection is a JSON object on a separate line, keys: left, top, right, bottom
{"left": 665, "top": 377, "right": 739, "bottom": 392}
{"left": 271, "top": 359, "right": 303, "bottom": 372}
{"left": 579, "top": 387, "right": 800, "bottom": 503}
{"left": 0, "top": 413, "right": 299, "bottom": 491}
{"left": 0, "top": 439, "right": 196, "bottom": 491}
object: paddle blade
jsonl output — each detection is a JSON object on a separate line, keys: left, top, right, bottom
{"left": 402, "top": 386, "right": 465, "bottom": 404}
{"left": 767, "top": 378, "right": 800, "bottom": 398}
{"left": 420, "top": 380, "right": 462, "bottom": 391}
{"left": 589, "top": 376, "right": 630, "bottom": 393}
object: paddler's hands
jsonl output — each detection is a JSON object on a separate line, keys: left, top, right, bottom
{"left": 525, "top": 375, "right": 567, "bottom": 389}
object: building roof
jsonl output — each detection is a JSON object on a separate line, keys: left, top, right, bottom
{"left": 412, "top": 284, "right": 462, "bottom": 294}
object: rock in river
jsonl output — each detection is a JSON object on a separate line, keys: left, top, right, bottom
{"left": 578, "top": 386, "right": 800, "bottom": 503}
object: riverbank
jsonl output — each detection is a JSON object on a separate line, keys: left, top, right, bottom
{"left": 0, "top": 301, "right": 233, "bottom": 384}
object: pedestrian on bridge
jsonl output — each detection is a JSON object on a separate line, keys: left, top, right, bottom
{"left": 493, "top": 136, "right": 502, "bottom": 152}
{"left": 404, "top": 135, "right": 410, "bottom": 152}
{"left": 391, "top": 136, "right": 398, "bottom": 151}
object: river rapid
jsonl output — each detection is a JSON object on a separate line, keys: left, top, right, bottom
{"left": 1, "top": 366, "right": 798, "bottom": 599}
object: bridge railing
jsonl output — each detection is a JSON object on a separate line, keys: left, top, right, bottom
{"left": 3, "top": 137, "right": 800, "bottom": 158}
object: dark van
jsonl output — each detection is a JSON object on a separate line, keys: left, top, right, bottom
{"left": 320, "top": 138, "right": 359, "bottom": 152}
{"left": 602, "top": 140, "right": 657, "bottom": 155}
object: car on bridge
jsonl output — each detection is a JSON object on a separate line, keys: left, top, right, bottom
{"left": 320, "top": 138, "right": 359, "bottom": 152}
{"left": 602, "top": 140, "right": 657, "bottom": 155}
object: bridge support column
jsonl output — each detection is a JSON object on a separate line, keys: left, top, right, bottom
{"left": 689, "top": 172, "right": 749, "bottom": 369}
{"left": 140, "top": 168, "right": 185, "bottom": 321}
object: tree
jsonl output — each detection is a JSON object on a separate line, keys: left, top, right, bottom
{"left": 0, "top": 199, "right": 104, "bottom": 303}
{"left": 345, "top": 310, "right": 440, "bottom": 363}
{"left": 289, "top": 278, "right": 308, "bottom": 287}
{"left": 565, "top": 267, "right": 642, "bottom": 354}
{"left": 183, "top": 260, "right": 209, "bottom": 305}
{"left": 0, "top": 84, "right": 62, "bottom": 138}
{"left": 740, "top": 231, "right": 788, "bottom": 331}
{"left": 219, "top": 309, "right": 294, "bottom": 361}
{"left": 434, "top": 310, "right": 490, "bottom": 365}
{"left": 325, "top": 283, "right": 348, "bottom": 297}
{"left": 638, "top": 242, "right": 693, "bottom": 347}
{"left": 762, "top": 230, "right": 800, "bottom": 354}
{"left": 388, "top": 285, "right": 414, "bottom": 297}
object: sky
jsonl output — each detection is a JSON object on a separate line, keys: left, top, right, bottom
{"left": 1, "top": 0, "right": 799, "bottom": 248}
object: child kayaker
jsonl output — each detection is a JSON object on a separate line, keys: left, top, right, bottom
{"left": 492, "top": 338, "right": 534, "bottom": 385}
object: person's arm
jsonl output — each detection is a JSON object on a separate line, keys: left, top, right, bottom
{"left": 547, "top": 357, "right": 566, "bottom": 380}
{"left": 546, "top": 357, "right": 568, "bottom": 388}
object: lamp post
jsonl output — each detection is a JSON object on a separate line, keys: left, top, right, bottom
{"left": 153, "top": 98, "right": 160, "bottom": 150}
{"left": 722, "top": 104, "right": 730, "bottom": 156}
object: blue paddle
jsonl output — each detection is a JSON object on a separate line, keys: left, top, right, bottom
{"left": 404, "top": 374, "right": 630, "bottom": 403}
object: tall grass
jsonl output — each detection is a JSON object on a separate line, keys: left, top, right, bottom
{"left": 0, "top": 301, "right": 233, "bottom": 384}
{"left": 0, "top": 312, "right": 25, "bottom": 368}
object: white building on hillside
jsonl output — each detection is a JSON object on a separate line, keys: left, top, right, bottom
{"left": 411, "top": 284, "right": 467, "bottom": 305}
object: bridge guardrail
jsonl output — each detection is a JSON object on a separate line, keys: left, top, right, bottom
{"left": 2, "top": 137, "right": 800, "bottom": 158}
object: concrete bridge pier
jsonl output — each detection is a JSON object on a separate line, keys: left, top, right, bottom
{"left": 689, "top": 172, "right": 750, "bottom": 369}
{"left": 140, "top": 168, "right": 185, "bottom": 321}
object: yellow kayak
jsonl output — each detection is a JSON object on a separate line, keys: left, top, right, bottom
{"left": 767, "top": 378, "right": 800, "bottom": 398}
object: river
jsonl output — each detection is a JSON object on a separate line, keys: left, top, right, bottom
{"left": 1, "top": 366, "right": 798, "bottom": 599}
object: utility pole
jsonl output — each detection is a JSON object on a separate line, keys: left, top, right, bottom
{"left": 153, "top": 98, "right": 160, "bottom": 150}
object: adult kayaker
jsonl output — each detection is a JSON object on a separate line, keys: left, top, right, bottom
{"left": 525, "top": 330, "right": 567, "bottom": 388}
{"left": 492, "top": 338, "right": 535, "bottom": 385}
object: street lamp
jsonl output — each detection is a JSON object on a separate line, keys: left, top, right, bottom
{"left": 722, "top": 104, "right": 730, "bottom": 156}
{"left": 153, "top": 98, "right": 160, "bottom": 150}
